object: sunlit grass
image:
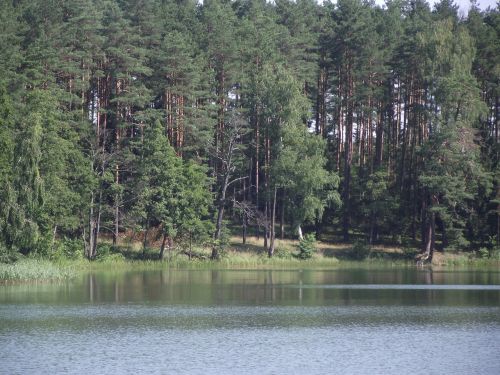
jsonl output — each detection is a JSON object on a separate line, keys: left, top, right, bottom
{"left": 1, "top": 236, "right": 498, "bottom": 283}
{"left": 0, "top": 259, "right": 73, "bottom": 283}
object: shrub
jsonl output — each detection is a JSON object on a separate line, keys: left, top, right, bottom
{"left": 35, "top": 232, "right": 53, "bottom": 257}
{"left": 49, "top": 238, "right": 84, "bottom": 261}
{"left": 402, "top": 246, "right": 418, "bottom": 260}
{"left": 478, "top": 247, "right": 490, "bottom": 259}
{"left": 97, "top": 253, "right": 125, "bottom": 262}
{"left": 297, "top": 234, "right": 316, "bottom": 260}
{"left": 211, "top": 229, "right": 230, "bottom": 259}
{"left": 274, "top": 245, "right": 293, "bottom": 259}
{"left": 352, "top": 241, "right": 370, "bottom": 260}
{"left": 491, "top": 247, "right": 500, "bottom": 260}
{"left": 61, "top": 238, "right": 84, "bottom": 259}
{"left": 0, "top": 242, "right": 19, "bottom": 264}
{"left": 95, "top": 243, "right": 113, "bottom": 261}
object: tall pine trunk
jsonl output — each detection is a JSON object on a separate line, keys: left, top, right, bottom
{"left": 342, "top": 66, "right": 353, "bottom": 241}
{"left": 268, "top": 188, "right": 277, "bottom": 258}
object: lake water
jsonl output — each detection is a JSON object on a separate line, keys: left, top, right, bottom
{"left": 1, "top": 266, "right": 500, "bottom": 374}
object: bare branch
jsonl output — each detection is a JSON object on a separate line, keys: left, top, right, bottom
{"left": 227, "top": 176, "right": 248, "bottom": 188}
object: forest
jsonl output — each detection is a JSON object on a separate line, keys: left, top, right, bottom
{"left": 0, "top": 0, "right": 498, "bottom": 263}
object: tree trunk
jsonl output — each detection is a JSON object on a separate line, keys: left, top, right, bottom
{"left": 297, "top": 225, "right": 303, "bottom": 241}
{"left": 113, "top": 195, "right": 119, "bottom": 246}
{"left": 142, "top": 224, "right": 149, "bottom": 259}
{"left": 189, "top": 232, "right": 192, "bottom": 260}
{"left": 213, "top": 199, "right": 225, "bottom": 259}
{"left": 92, "top": 188, "right": 102, "bottom": 259}
{"left": 113, "top": 79, "right": 122, "bottom": 247}
{"left": 440, "top": 218, "right": 448, "bottom": 250}
{"left": 159, "top": 232, "right": 168, "bottom": 260}
{"left": 315, "top": 216, "right": 322, "bottom": 240}
{"left": 315, "top": 64, "right": 327, "bottom": 137}
{"left": 280, "top": 190, "right": 285, "bottom": 240}
{"left": 342, "top": 64, "right": 353, "bottom": 241}
{"left": 342, "top": 162, "right": 351, "bottom": 241}
{"left": 268, "top": 188, "right": 277, "bottom": 258}
{"left": 255, "top": 113, "right": 260, "bottom": 240}
{"left": 369, "top": 212, "right": 375, "bottom": 245}
{"left": 87, "top": 192, "right": 95, "bottom": 260}
{"left": 375, "top": 105, "right": 384, "bottom": 169}
{"left": 213, "top": 171, "right": 229, "bottom": 259}
{"left": 242, "top": 213, "right": 247, "bottom": 244}
{"left": 423, "top": 210, "right": 435, "bottom": 262}
{"left": 83, "top": 227, "right": 89, "bottom": 260}
{"left": 87, "top": 189, "right": 100, "bottom": 260}
{"left": 264, "top": 219, "right": 269, "bottom": 251}
{"left": 213, "top": 166, "right": 231, "bottom": 259}
{"left": 497, "top": 202, "right": 500, "bottom": 247}
{"left": 51, "top": 225, "right": 57, "bottom": 253}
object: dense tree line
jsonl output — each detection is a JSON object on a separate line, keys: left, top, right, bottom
{"left": 0, "top": 0, "right": 498, "bottom": 261}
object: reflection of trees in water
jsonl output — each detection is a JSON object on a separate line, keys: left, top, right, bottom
{"left": 211, "top": 270, "right": 225, "bottom": 305}
{"left": 87, "top": 273, "right": 96, "bottom": 303}
{"left": 78, "top": 268, "right": 500, "bottom": 307}
{"left": 114, "top": 280, "right": 119, "bottom": 303}
{"left": 265, "top": 271, "right": 276, "bottom": 302}
{"left": 424, "top": 269, "right": 434, "bottom": 304}
{"left": 299, "top": 279, "right": 302, "bottom": 303}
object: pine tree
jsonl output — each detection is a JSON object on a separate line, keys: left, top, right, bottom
{"left": 417, "top": 19, "right": 487, "bottom": 259}
{"left": 100, "top": 0, "right": 152, "bottom": 244}
{"left": 0, "top": 0, "right": 24, "bottom": 91}
{"left": 200, "top": 0, "right": 239, "bottom": 165}
{"left": 327, "top": 0, "right": 374, "bottom": 240}
{"left": 135, "top": 120, "right": 183, "bottom": 258}
{"left": 135, "top": 119, "right": 212, "bottom": 259}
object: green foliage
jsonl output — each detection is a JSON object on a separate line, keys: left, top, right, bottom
{"left": 478, "top": 247, "right": 490, "bottom": 259}
{"left": 134, "top": 119, "right": 184, "bottom": 235}
{"left": 0, "top": 242, "right": 18, "bottom": 264}
{"left": 274, "top": 121, "right": 341, "bottom": 227}
{"left": 0, "top": 93, "right": 44, "bottom": 254}
{"left": 274, "top": 245, "right": 294, "bottom": 259}
{"left": 134, "top": 119, "right": 213, "bottom": 254}
{"left": 61, "top": 238, "right": 84, "bottom": 260}
{"left": 491, "top": 248, "right": 500, "bottom": 261}
{"left": 49, "top": 238, "right": 84, "bottom": 261}
{"left": 402, "top": 246, "right": 419, "bottom": 260}
{"left": 96, "top": 251, "right": 124, "bottom": 263}
{"left": 177, "top": 160, "right": 214, "bottom": 242}
{"left": 356, "top": 169, "right": 400, "bottom": 240}
{"left": 211, "top": 225, "right": 231, "bottom": 259}
{"left": 297, "top": 233, "right": 316, "bottom": 260}
{"left": 258, "top": 65, "right": 341, "bottom": 230}
{"left": 351, "top": 241, "right": 370, "bottom": 261}
{"left": 0, "top": 0, "right": 498, "bottom": 260}
{"left": 0, "top": 86, "right": 14, "bottom": 185}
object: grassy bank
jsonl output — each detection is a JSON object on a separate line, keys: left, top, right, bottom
{"left": 1, "top": 235, "right": 499, "bottom": 283}
{"left": 0, "top": 259, "right": 73, "bottom": 283}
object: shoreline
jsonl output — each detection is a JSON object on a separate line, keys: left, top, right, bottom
{"left": 1, "top": 247, "right": 498, "bottom": 284}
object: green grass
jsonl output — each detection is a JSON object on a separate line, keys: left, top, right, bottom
{"left": 0, "top": 259, "right": 73, "bottom": 283}
{"left": 2, "top": 238, "right": 499, "bottom": 283}
{"left": 0, "top": 252, "right": 341, "bottom": 282}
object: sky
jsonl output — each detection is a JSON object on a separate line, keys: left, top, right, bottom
{"left": 374, "top": 0, "right": 498, "bottom": 14}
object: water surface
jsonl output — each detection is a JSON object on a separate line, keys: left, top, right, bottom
{"left": 1, "top": 266, "right": 499, "bottom": 374}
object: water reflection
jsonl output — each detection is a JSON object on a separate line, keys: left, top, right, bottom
{"left": 1, "top": 267, "right": 500, "bottom": 375}
{"left": 1, "top": 267, "right": 499, "bottom": 307}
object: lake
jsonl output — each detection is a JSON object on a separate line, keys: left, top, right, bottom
{"left": 1, "top": 266, "right": 500, "bottom": 374}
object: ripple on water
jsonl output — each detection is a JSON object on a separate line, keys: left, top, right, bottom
{"left": 1, "top": 268, "right": 500, "bottom": 374}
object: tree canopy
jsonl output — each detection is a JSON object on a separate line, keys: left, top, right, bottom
{"left": 0, "top": 0, "right": 498, "bottom": 261}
